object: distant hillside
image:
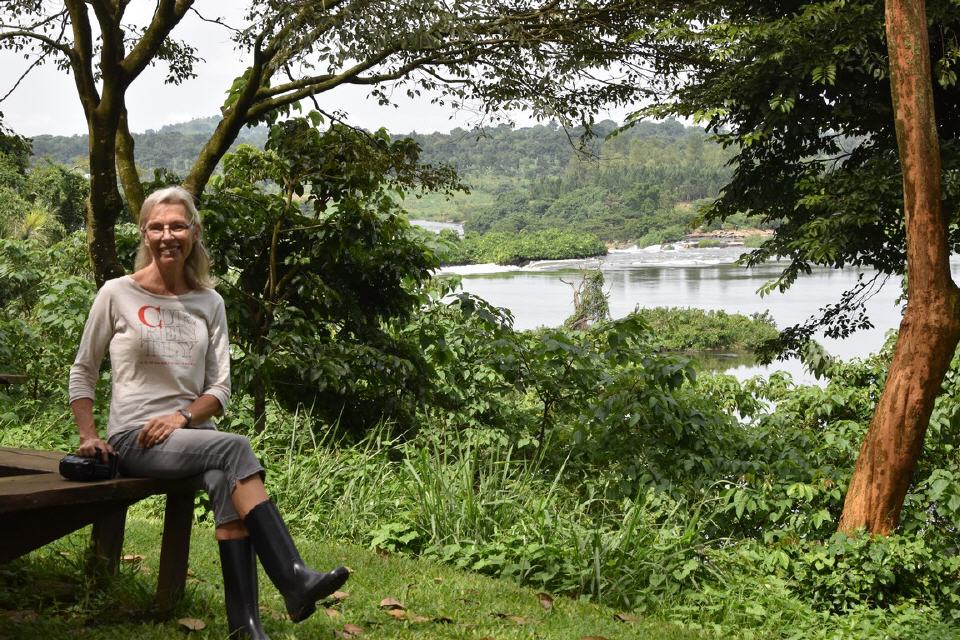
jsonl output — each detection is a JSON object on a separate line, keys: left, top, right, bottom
{"left": 402, "top": 118, "right": 739, "bottom": 245}
{"left": 28, "top": 115, "right": 743, "bottom": 245}
{"left": 30, "top": 117, "right": 268, "bottom": 175}
{"left": 407, "top": 120, "right": 618, "bottom": 181}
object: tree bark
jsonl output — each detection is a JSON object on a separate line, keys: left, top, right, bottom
{"left": 838, "top": 0, "right": 960, "bottom": 534}
{"left": 116, "top": 108, "right": 144, "bottom": 222}
{"left": 84, "top": 104, "right": 127, "bottom": 287}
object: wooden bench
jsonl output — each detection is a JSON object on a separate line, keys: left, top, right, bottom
{"left": 0, "top": 447, "right": 197, "bottom": 616}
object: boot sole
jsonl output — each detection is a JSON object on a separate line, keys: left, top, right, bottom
{"left": 288, "top": 570, "right": 350, "bottom": 623}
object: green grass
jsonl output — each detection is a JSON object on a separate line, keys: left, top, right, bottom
{"left": 0, "top": 518, "right": 706, "bottom": 640}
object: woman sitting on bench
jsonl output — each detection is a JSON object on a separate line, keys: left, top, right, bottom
{"left": 68, "top": 186, "right": 348, "bottom": 639}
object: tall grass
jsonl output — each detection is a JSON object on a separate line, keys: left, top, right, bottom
{"left": 250, "top": 410, "right": 712, "bottom": 609}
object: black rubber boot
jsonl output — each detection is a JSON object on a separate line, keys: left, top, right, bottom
{"left": 244, "top": 501, "right": 350, "bottom": 623}
{"left": 219, "top": 538, "right": 270, "bottom": 640}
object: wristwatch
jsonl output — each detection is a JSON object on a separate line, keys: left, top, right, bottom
{"left": 177, "top": 408, "right": 193, "bottom": 428}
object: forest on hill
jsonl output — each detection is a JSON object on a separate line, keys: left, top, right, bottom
{"left": 32, "top": 117, "right": 740, "bottom": 253}
{"left": 406, "top": 118, "right": 735, "bottom": 243}
{"left": 31, "top": 117, "right": 268, "bottom": 176}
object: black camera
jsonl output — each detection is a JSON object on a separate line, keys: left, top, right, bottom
{"left": 59, "top": 449, "right": 119, "bottom": 481}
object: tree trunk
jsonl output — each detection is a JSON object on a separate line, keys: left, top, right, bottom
{"left": 85, "top": 109, "right": 126, "bottom": 287}
{"left": 116, "top": 108, "right": 144, "bottom": 222}
{"left": 838, "top": 0, "right": 960, "bottom": 534}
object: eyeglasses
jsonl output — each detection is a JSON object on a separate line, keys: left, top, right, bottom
{"left": 143, "top": 222, "right": 194, "bottom": 237}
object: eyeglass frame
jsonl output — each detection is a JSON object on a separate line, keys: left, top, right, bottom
{"left": 142, "top": 221, "right": 196, "bottom": 237}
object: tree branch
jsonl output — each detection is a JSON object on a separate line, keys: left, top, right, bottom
{"left": 0, "top": 41, "right": 57, "bottom": 104}
{"left": 0, "top": 29, "right": 72, "bottom": 56}
{"left": 259, "top": 0, "right": 349, "bottom": 60}
{"left": 63, "top": 0, "right": 100, "bottom": 114}
{"left": 1, "top": 8, "right": 69, "bottom": 32}
{"left": 250, "top": 48, "right": 470, "bottom": 119}
{"left": 121, "top": 0, "right": 194, "bottom": 83}
{"left": 188, "top": 6, "right": 242, "bottom": 35}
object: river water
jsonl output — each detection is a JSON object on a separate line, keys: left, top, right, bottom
{"left": 436, "top": 245, "right": 912, "bottom": 384}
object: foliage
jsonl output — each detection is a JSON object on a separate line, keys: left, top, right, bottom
{"left": 0, "top": 147, "right": 87, "bottom": 243}
{"left": 0, "top": 238, "right": 94, "bottom": 398}
{"left": 695, "top": 239, "right": 723, "bottom": 249}
{"left": 202, "top": 114, "right": 460, "bottom": 434}
{"left": 28, "top": 115, "right": 744, "bottom": 250}
{"left": 637, "top": 308, "right": 779, "bottom": 352}
{"left": 22, "top": 161, "right": 88, "bottom": 232}
{"left": 405, "top": 119, "right": 746, "bottom": 246}
{"left": 31, "top": 123, "right": 267, "bottom": 176}
{"left": 634, "top": 0, "right": 960, "bottom": 351}
{"left": 439, "top": 228, "right": 607, "bottom": 265}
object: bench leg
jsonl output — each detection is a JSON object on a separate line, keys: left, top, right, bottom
{"left": 154, "top": 491, "right": 194, "bottom": 616}
{"left": 88, "top": 504, "right": 128, "bottom": 579}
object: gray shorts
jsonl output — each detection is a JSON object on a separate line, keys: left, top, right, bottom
{"left": 109, "top": 425, "right": 265, "bottom": 526}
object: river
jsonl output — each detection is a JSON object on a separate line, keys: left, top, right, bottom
{"left": 435, "top": 245, "right": 913, "bottom": 384}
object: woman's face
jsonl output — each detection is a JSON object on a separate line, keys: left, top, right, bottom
{"left": 142, "top": 202, "right": 200, "bottom": 270}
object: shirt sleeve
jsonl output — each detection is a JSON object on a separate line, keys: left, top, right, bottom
{"left": 203, "top": 294, "right": 231, "bottom": 412}
{"left": 68, "top": 283, "right": 114, "bottom": 403}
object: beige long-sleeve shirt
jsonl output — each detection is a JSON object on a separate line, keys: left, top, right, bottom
{"left": 68, "top": 276, "right": 231, "bottom": 438}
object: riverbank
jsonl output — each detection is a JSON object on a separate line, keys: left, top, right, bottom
{"left": 437, "top": 246, "right": 907, "bottom": 385}
{"left": 438, "top": 228, "right": 607, "bottom": 266}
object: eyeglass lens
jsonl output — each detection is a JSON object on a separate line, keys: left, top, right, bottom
{"left": 146, "top": 223, "right": 192, "bottom": 235}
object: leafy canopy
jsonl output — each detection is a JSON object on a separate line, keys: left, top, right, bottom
{"left": 635, "top": 0, "right": 960, "bottom": 353}
{"left": 202, "top": 113, "right": 460, "bottom": 434}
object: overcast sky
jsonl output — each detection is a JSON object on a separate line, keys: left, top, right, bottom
{"left": 0, "top": 5, "right": 628, "bottom": 138}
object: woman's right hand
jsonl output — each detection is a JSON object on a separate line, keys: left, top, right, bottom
{"left": 77, "top": 436, "right": 114, "bottom": 462}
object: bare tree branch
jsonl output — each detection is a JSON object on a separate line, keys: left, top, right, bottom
{"left": 188, "top": 6, "right": 242, "bottom": 35}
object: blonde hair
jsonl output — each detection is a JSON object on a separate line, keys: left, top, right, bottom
{"left": 134, "top": 186, "right": 214, "bottom": 289}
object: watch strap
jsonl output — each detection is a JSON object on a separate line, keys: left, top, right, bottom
{"left": 177, "top": 408, "right": 193, "bottom": 428}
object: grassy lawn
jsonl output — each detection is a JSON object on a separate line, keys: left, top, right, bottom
{"left": 0, "top": 518, "right": 705, "bottom": 640}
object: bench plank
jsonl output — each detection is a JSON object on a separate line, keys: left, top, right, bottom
{"left": 0, "top": 473, "right": 196, "bottom": 511}
{"left": 0, "top": 447, "right": 62, "bottom": 474}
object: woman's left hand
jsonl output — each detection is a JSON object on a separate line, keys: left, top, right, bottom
{"left": 138, "top": 413, "right": 186, "bottom": 448}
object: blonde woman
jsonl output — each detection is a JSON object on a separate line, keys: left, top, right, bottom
{"left": 68, "top": 186, "right": 347, "bottom": 639}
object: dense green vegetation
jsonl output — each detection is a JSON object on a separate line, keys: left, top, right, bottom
{"left": 438, "top": 229, "right": 607, "bottom": 266}
{"left": 31, "top": 117, "right": 267, "bottom": 175}
{"left": 405, "top": 119, "right": 754, "bottom": 247}
{"left": 30, "top": 117, "right": 756, "bottom": 256}
{"left": 637, "top": 308, "right": 779, "bottom": 352}
{"left": 2, "top": 120, "right": 960, "bottom": 637}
